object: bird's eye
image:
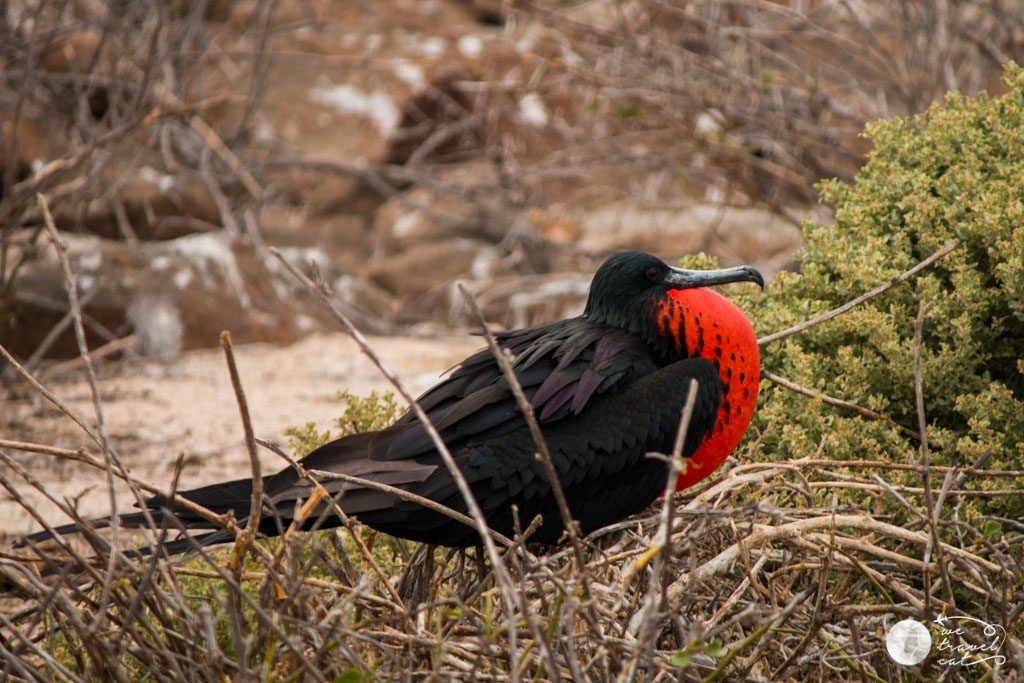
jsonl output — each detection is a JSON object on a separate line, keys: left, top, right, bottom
{"left": 645, "top": 267, "right": 659, "bottom": 281}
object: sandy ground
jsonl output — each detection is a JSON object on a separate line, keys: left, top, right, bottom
{"left": 1, "top": 332, "right": 482, "bottom": 537}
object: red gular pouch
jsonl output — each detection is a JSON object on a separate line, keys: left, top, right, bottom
{"left": 658, "top": 287, "right": 760, "bottom": 492}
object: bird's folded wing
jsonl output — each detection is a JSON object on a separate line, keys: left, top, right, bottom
{"left": 262, "top": 357, "right": 722, "bottom": 529}
{"left": 382, "top": 319, "right": 659, "bottom": 460}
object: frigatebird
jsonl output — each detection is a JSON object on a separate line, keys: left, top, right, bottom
{"left": 26, "top": 251, "right": 763, "bottom": 551}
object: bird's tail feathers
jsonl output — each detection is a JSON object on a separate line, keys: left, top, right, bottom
{"left": 18, "top": 475, "right": 260, "bottom": 554}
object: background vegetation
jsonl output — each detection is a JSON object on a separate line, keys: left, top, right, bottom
{"left": 744, "top": 64, "right": 1024, "bottom": 519}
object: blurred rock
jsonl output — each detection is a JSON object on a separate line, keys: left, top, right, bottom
{"left": 526, "top": 203, "right": 583, "bottom": 244}
{"left": 265, "top": 243, "right": 400, "bottom": 334}
{"left": 1, "top": 121, "right": 219, "bottom": 241}
{"left": 3, "top": 233, "right": 301, "bottom": 359}
{"left": 367, "top": 238, "right": 500, "bottom": 314}
{"left": 65, "top": 161, "right": 222, "bottom": 241}
{"left": 239, "top": 6, "right": 434, "bottom": 215}
{"left": 469, "top": 272, "right": 591, "bottom": 329}
{"left": 0, "top": 110, "right": 55, "bottom": 195}
{"left": 370, "top": 160, "right": 515, "bottom": 253}
{"left": 39, "top": 30, "right": 111, "bottom": 75}
{"left": 384, "top": 67, "right": 482, "bottom": 166}
{"left": 254, "top": 2, "right": 580, "bottom": 218}
{"left": 372, "top": 186, "right": 496, "bottom": 252}
{"left": 579, "top": 202, "right": 803, "bottom": 283}
{"left": 39, "top": 30, "right": 115, "bottom": 119}
{"left": 261, "top": 207, "right": 375, "bottom": 268}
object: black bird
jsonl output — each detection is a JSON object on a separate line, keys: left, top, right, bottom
{"left": 26, "top": 251, "right": 764, "bottom": 551}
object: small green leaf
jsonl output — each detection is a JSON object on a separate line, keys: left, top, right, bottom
{"left": 671, "top": 649, "right": 692, "bottom": 668}
{"left": 334, "top": 670, "right": 363, "bottom": 683}
{"left": 983, "top": 520, "right": 1003, "bottom": 539}
{"left": 706, "top": 639, "right": 726, "bottom": 658}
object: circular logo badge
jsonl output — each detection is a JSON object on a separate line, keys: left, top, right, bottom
{"left": 886, "top": 619, "right": 932, "bottom": 666}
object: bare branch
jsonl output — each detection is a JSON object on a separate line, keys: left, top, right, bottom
{"left": 759, "top": 240, "right": 959, "bottom": 345}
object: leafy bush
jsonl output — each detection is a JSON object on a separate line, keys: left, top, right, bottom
{"left": 738, "top": 63, "right": 1024, "bottom": 514}
{"left": 285, "top": 390, "right": 400, "bottom": 456}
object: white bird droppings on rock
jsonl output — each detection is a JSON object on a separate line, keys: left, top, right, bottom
{"left": 333, "top": 274, "right": 360, "bottom": 297}
{"left": 392, "top": 211, "right": 422, "bottom": 237}
{"left": 173, "top": 268, "right": 193, "bottom": 290}
{"left": 470, "top": 247, "right": 497, "bottom": 279}
{"left": 139, "top": 166, "right": 174, "bottom": 193}
{"left": 393, "top": 60, "right": 426, "bottom": 89}
{"left": 312, "top": 85, "right": 400, "bottom": 136}
{"left": 517, "top": 93, "right": 548, "bottom": 127}
{"left": 128, "top": 296, "right": 184, "bottom": 356}
{"left": 79, "top": 251, "right": 102, "bottom": 271}
{"left": 253, "top": 118, "right": 274, "bottom": 142}
{"left": 695, "top": 110, "right": 723, "bottom": 137}
{"left": 457, "top": 35, "right": 483, "bottom": 59}
{"left": 171, "top": 233, "right": 251, "bottom": 309}
{"left": 416, "top": 36, "right": 446, "bottom": 58}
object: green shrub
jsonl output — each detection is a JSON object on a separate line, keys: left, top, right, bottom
{"left": 285, "top": 390, "right": 400, "bottom": 456}
{"left": 736, "top": 63, "right": 1024, "bottom": 514}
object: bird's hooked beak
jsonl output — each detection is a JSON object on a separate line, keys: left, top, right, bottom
{"left": 664, "top": 264, "right": 765, "bottom": 291}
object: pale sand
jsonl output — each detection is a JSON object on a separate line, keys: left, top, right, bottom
{"left": 1, "top": 332, "right": 482, "bottom": 535}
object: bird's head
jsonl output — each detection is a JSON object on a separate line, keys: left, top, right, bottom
{"left": 584, "top": 251, "right": 764, "bottom": 343}
{"left": 586, "top": 250, "right": 765, "bottom": 493}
